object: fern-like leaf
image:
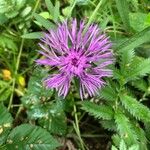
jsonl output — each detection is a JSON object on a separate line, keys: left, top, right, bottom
{"left": 120, "top": 49, "right": 135, "bottom": 68}
{"left": 100, "top": 83, "right": 117, "bottom": 101}
{"left": 131, "top": 79, "right": 148, "bottom": 92}
{"left": 81, "top": 101, "right": 114, "bottom": 120}
{"left": 120, "top": 94, "right": 150, "bottom": 122}
{"left": 125, "top": 58, "right": 150, "bottom": 81}
{"left": 115, "top": 112, "right": 138, "bottom": 145}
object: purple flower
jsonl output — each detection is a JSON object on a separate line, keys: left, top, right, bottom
{"left": 36, "top": 19, "right": 114, "bottom": 99}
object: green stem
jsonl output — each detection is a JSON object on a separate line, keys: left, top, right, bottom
{"left": 33, "top": 0, "right": 41, "bottom": 14}
{"left": 8, "top": 39, "right": 24, "bottom": 111}
{"left": 15, "top": 105, "right": 23, "bottom": 119}
{"left": 67, "top": 0, "right": 77, "bottom": 18}
{"left": 73, "top": 105, "right": 85, "bottom": 150}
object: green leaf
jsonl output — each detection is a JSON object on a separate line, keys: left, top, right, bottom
{"left": 120, "top": 94, "right": 150, "bottom": 122}
{"left": 53, "top": 1, "right": 60, "bottom": 22}
{"left": 119, "top": 140, "right": 127, "bottom": 150}
{"left": 34, "top": 13, "right": 55, "bottom": 30}
{"left": 129, "top": 13, "right": 149, "bottom": 32}
{"left": 131, "top": 79, "right": 148, "bottom": 92}
{"left": 45, "top": 0, "right": 54, "bottom": 18}
{"left": 16, "top": 0, "right": 26, "bottom": 10}
{"left": 0, "top": 14, "right": 8, "bottom": 25}
{"left": 0, "top": 88, "right": 12, "bottom": 102}
{"left": 21, "top": 32, "right": 43, "bottom": 39}
{"left": 21, "top": 67, "right": 53, "bottom": 119}
{"left": 116, "top": 27, "right": 150, "bottom": 53}
{"left": 111, "top": 145, "right": 118, "bottom": 150}
{"left": 125, "top": 58, "right": 150, "bottom": 81}
{"left": 5, "top": 124, "right": 60, "bottom": 150}
{"left": 81, "top": 101, "right": 114, "bottom": 120}
{"left": 114, "top": 112, "right": 137, "bottom": 145}
{"left": 0, "top": 103, "right": 13, "bottom": 145}
{"left": 38, "top": 102, "right": 67, "bottom": 135}
{"left": 100, "top": 82, "right": 118, "bottom": 101}
{"left": 100, "top": 120, "right": 117, "bottom": 131}
{"left": 115, "top": 0, "right": 130, "bottom": 30}
{"left": 20, "top": 6, "right": 32, "bottom": 17}
{"left": 128, "top": 144, "right": 139, "bottom": 150}
{"left": 120, "top": 49, "right": 135, "bottom": 69}
{"left": 76, "top": 0, "right": 90, "bottom": 6}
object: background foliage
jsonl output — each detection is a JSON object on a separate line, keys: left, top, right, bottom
{"left": 0, "top": 0, "right": 150, "bottom": 149}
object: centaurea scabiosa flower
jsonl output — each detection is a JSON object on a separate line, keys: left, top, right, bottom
{"left": 36, "top": 19, "right": 114, "bottom": 99}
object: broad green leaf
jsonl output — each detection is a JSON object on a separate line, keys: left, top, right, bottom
{"left": 120, "top": 94, "right": 150, "bottom": 122}
{"left": 22, "top": 67, "right": 67, "bottom": 135}
{"left": 38, "top": 102, "right": 67, "bottom": 135}
{"left": 0, "top": 34, "right": 17, "bottom": 52}
{"left": 21, "top": 67, "right": 53, "bottom": 119}
{"left": 81, "top": 101, "right": 114, "bottom": 120}
{"left": 115, "top": 0, "right": 130, "bottom": 31}
{"left": 0, "top": 103, "right": 13, "bottom": 145}
{"left": 0, "top": 14, "right": 8, "bottom": 25}
{"left": 34, "top": 13, "right": 55, "bottom": 30}
{"left": 0, "top": 88, "right": 11, "bottom": 102}
{"left": 5, "top": 124, "right": 60, "bottom": 150}
{"left": 21, "top": 32, "right": 43, "bottom": 39}
{"left": 116, "top": 27, "right": 150, "bottom": 52}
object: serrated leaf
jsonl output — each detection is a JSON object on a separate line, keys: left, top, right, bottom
{"left": 81, "top": 101, "right": 114, "bottom": 120}
{"left": 100, "top": 83, "right": 117, "bottom": 101}
{"left": 120, "top": 49, "right": 135, "bottom": 68}
{"left": 100, "top": 120, "right": 116, "bottom": 131}
{"left": 0, "top": 103, "right": 13, "bottom": 145}
{"left": 21, "top": 32, "right": 43, "bottom": 39}
{"left": 131, "top": 79, "right": 148, "bottom": 92}
{"left": 5, "top": 124, "right": 60, "bottom": 150}
{"left": 125, "top": 58, "right": 150, "bottom": 81}
{"left": 112, "top": 134, "right": 120, "bottom": 148}
{"left": 128, "top": 144, "right": 139, "bottom": 150}
{"left": 114, "top": 112, "right": 137, "bottom": 145}
{"left": 119, "top": 140, "right": 127, "bottom": 150}
{"left": 111, "top": 145, "right": 118, "bottom": 150}
{"left": 120, "top": 94, "right": 150, "bottom": 122}
{"left": 34, "top": 13, "right": 55, "bottom": 30}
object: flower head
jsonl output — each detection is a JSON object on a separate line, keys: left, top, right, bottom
{"left": 36, "top": 19, "right": 114, "bottom": 99}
